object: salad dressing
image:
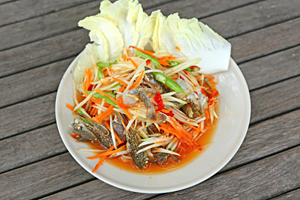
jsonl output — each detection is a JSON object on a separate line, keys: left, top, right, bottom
{"left": 86, "top": 112, "right": 218, "bottom": 174}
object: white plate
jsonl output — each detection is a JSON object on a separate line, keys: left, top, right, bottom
{"left": 55, "top": 55, "right": 251, "bottom": 193}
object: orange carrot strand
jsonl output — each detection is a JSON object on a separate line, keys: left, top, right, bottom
{"left": 66, "top": 103, "right": 74, "bottom": 111}
{"left": 129, "top": 71, "right": 145, "bottom": 89}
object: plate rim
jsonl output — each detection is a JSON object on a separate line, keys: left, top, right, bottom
{"left": 55, "top": 55, "right": 251, "bottom": 194}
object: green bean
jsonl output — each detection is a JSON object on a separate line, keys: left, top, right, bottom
{"left": 76, "top": 110, "right": 93, "bottom": 125}
{"left": 184, "top": 67, "right": 200, "bottom": 72}
{"left": 167, "top": 60, "right": 180, "bottom": 67}
{"left": 153, "top": 72, "right": 188, "bottom": 95}
{"left": 96, "top": 60, "right": 118, "bottom": 69}
{"left": 97, "top": 67, "right": 105, "bottom": 79}
{"left": 134, "top": 50, "right": 160, "bottom": 68}
{"left": 85, "top": 91, "right": 117, "bottom": 107}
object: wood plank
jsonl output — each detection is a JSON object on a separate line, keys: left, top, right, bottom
{"left": 2, "top": 0, "right": 299, "bottom": 52}
{"left": 0, "top": 124, "right": 66, "bottom": 173}
{"left": 0, "top": 93, "right": 56, "bottom": 139}
{"left": 0, "top": 57, "right": 73, "bottom": 108}
{"left": 229, "top": 17, "right": 300, "bottom": 63}
{"left": 0, "top": 4, "right": 299, "bottom": 80}
{"left": 0, "top": 0, "right": 13, "bottom": 4}
{"left": 250, "top": 76, "right": 300, "bottom": 124}
{"left": 0, "top": 0, "right": 174, "bottom": 27}
{"left": 43, "top": 145, "right": 300, "bottom": 199}
{"left": 272, "top": 188, "right": 300, "bottom": 200}
{"left": 0, "top": 154, "right": 94, "bottom": 200}
{"left": 221, "top": 109, "right": 300, "bottom": 172}
{"left": 240, "top": 45, "right": 300, "bottom": 90}
{"left": 0, "top": 0, "right": 171, "bottom": 52}
{"left": 202, "top": 0, "right": 300, "bottom": 38}
{"left": 150, "top": 147, "right": 300, "bottom": 200}
{"left": 0, "top": 1, "right": 99, "bottom": 51}
{"left": 0, "top": 29, "right": 89, "bottom": 78}
{"left": 1, "top": 105, "right": 299, "bottom": 198}
{"left": 0, "top": 0, "right": 97, "bottom": 27}
{"left": 147, "top": 0, "right": 262, "bottom": 19}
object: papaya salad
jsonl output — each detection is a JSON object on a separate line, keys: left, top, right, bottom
{"left": 66, "top": 0, "right": 231, "bottom": 172}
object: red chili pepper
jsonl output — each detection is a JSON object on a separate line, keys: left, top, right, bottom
{"left": 207, "top": 89, "right": 219, "bottom": 98}
{"left": 190, "top": 65, "right": 197, "bottom": 69}
{"left": 146, "top": 60, "right": 151, "bottom": 66}
{"left": 180, "top": 75, "right": 184, "bottom": 80}
{"left": 163, "top": 110, "right": 174, "bottom": 117}
{"left": 154, "top": 92, "right": 164, "bottom": 111}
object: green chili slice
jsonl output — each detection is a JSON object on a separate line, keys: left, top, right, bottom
{"left": 153, "top": 72, "right": 188, "bottom": 95}
{"left": 96, "top": 60, "right": 118, "bottom": 69}
{"left": 134, "top": 50, "right": 160, "bottom": 68}
{"left": 76, "top": 110, "right": 93, "bottom": 125}
{"left": 85, "top": 91, "right": 117, "bottom": 107}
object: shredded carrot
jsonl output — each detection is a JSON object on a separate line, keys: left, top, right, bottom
{"left": 123, "top": 53, "right": 127, "bottom": 61}
{"left": 161, "top": 108, "right": 170, "bottom": 113}
{"left": 83, "top": 68, "right": 93, "bottom": 91}
{"left": 104, "top": 70, "right": 108, "bottom": 77}
{"left": 129, "top": 45, "right": 159, "bottom": 59}
{"left": 87, "top": 145, "right": 126, "bottom": 159}
{"left": 123, "top": 108, "right": 133, "bottom": 120}
{"left": 154, "top": 147, "right": 161, "bottom": 152}
{"left": 112, "top": 77, "right": 128, "bottom": 87}
{"left": 90, "top": 107, "right": 98, "bottom": 117}
{"left": 95, "top": 89, "right": 118, "bottom": 106}
{"left": 128, "top": 58, "right": 138, "bottom": 69}
{"left": 89, "top": 96, "right": 103, "bottom": 105}
{"left": 102, "top": 67, "right": 114, "bottom": 73}
{"left": 118, "top": 85, "right": 126, "bottom": 92}
{"left": 114, "top": 132, "right": 122, "bottom": 144}
{"left": 126, "top": 49, "right": 130, "bottom": 57}
{"left": 195, "top": 75, "right": 202, "bottom": 80}
{"left": 185, "top": 123, "right": 197, "bottom": 130}
{"left": 129, "top": 70, "right": 145, "bottom": 89}
{"left": 93, "top": 105, "right": 114, "bottom": 123}
{"left": 205, "top": 108, "right": 210, "bottom": 120}
{"left": 102, "top": 120, "right": 111, "bottom": 132}
{"left": 176, "top": 46, "right": 181, "bottom": 51}
{"left": 92, "top": 156, "right": 106, "bottom": 172}
{"left": 66, "top": 103, "right": 74, "bottom": 111}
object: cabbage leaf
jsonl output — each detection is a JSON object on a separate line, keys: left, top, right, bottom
{"left": 99, "top": 0, "right": 156, "bottom": 49}
{"left": 152, "top": 13, "right": 231, "bottom": 74}
{"left": 78, "top": 15, "right": 124, "bottom": 62}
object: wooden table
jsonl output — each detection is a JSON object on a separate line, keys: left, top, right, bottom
{"left": 1, "top": 0, "right": 299, "bottom": 199}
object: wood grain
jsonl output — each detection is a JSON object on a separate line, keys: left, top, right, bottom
{"left": 0, "top": 154, "right": 94, "bottom": 200}
{"left": 0, "top": 1, "right": 299, "bottom": 79}
{"left": 240, "top": 45, "right": 300, "bottom": 90}
{"left": 0, "top": 0, "right": 97, "bottom": 27}
{"left": 0, "top": 124, "right": 66, "bottom": 173}
{"left": 221, "top": 109, "right": 300, "bottom": 172}
{"left": 44, "top": 146, "right": 300, "bottom": 200}
{"left": 147, "top": 0, "right": 262, "bottom": 19}
{"left": 0, "top": 0, "right": 171, "bottom": 52}
{"left": 229, "top": 17, "right": 300, "bottom": 63}
{"left": 150, "top": 147, "right": 300, "bottom": 200}
{"left": 0, "top": 93, "right": 56, "bottom": 139}
{"left": 201, "top": 0, "right": 300, "bottom": 38}
{"left": 0, "top": 1, "right": 100, "bottom": 51}
{"left": 0, "top": 57, "right": 73, "bottom": 108}
{"left": 250, "top": 76, "right": 300, "bottom": 124}
{"left": 0, "top": 0, "right": 174, "bottom": 27}
{"left": 1, "top": 0, "right": 299, "bottom": 52}
{"left": 272, "top": 188, "right": 300, "bottom": 200}
{"left": 0, "top": 106, "right": 298, "bottom": 198}
{"left": 0, "top": 29, "right": 88, "bottom": 78}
